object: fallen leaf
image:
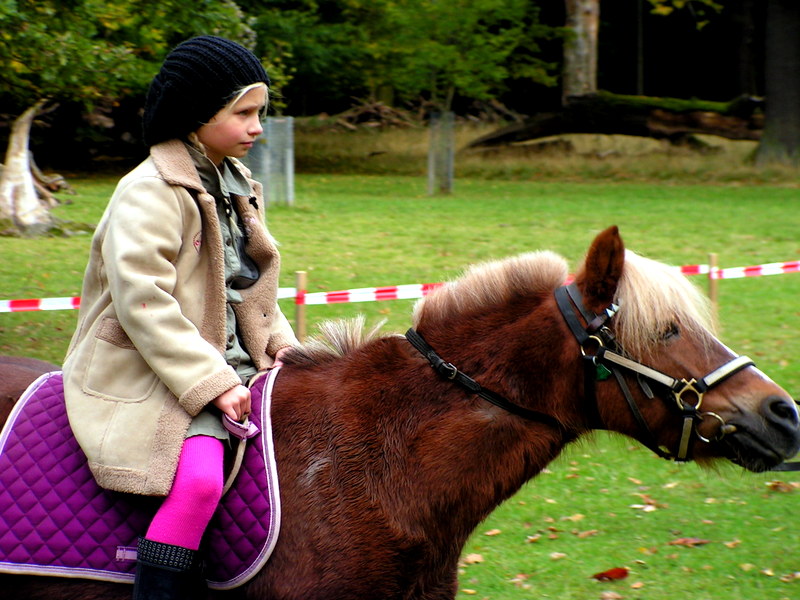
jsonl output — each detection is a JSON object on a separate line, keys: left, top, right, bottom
{"left": 562, "top": 513, "right": 586, "bottom": 522}
{"left": 668, "top": 537, "right": 711, "bottom": 548}
{"left": 629, "top": 504, "right": 658, "bottom": 513}
{"left": 599, "top": 592, "right": 623, "bottom": 600}
{"left": 724, "top": 539, "right": 741, "bottom": 549}
{"left": 762, "top": 568, "right": 775, "bottom": 577}
{"left": 550, "top": 552, "right": 567, "bottom": 560}
{"left": 630, "top": 581, "right": 645, "bottom": 589}
{"left": 484, "top": 529, "right": 502, "bottom": 536}
{"left": 628, "top": 477, "right": 643, "bottom": 485}
{"left": 461, "top": 589, "right": 477, "bottom": 595}
{"left": 766, "top": 480, "right": 797, "bottom": 493}
{"left": 592, "top": 567, "right": 629, "bottom": 581}
{"left": 779, "top": 572, "right": 800, "bottom": 583}
{"left": 739, "top": 563, "right": 756, "bottom": 572}
{"left": 463, "top": 554, "right": 484, "bottom": 564}
{"left": 526, "top": 534, "right": 542, "bottom": 543}
{"left": 576, "top": 529, "right": 600, "bottom": 539}
{"left": 633, "top": 493, "right": 667, "bottom": 509}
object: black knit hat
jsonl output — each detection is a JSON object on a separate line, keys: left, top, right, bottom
{"left": 142, "top": 35, "right": 270, "bottom": 147}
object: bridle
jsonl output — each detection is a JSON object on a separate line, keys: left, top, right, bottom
{"left": 555, "top": 282, "right": 754, "bottom": 462}
{"left": 404, "top": 281, "right": 754, "bottom": 462}
{"left": 406, "top": 281, "right": 796, "bottom": 468}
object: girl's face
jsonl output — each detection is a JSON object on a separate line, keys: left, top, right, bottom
{"left": 196, "top": 85, "right": 267, "bottom": 166}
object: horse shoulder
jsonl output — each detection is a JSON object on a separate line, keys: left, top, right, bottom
{"left": 0, "top": 355, "right": 59, "bottom": 427}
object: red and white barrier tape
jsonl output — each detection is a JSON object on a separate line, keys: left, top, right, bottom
{"left": 1, "top": 260, "right": 797, "bottom": 313}
{"left": 710, "top": 260, "right": 800, "bottom": 280}
{"left": 299, "top": 283, "right": 443, "bottom": 306}
{"left": 0, "top": 296, "right": 82, "bottom": 313}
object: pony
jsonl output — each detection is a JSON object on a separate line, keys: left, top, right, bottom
{"left": 1, "top": 226, "right": 798, "bottom": 599}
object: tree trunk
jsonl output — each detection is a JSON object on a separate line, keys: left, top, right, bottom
{"left": 733, "top": 0, "right": 761, "bottom": 96}
{"left": 467, "top": 93, "right": 764, "bottom": 149}
{"left": 755, "top": 0, "right": 800, "bottom": 166}
{"left": 562, "top": 0, "right": 599, "bottom": 105}
{"left": 0, "top": 100, "right": 53, "bottom": 235}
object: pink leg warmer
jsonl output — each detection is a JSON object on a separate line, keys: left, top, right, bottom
{"left": 145, "top": 435, "right": 224, "bottom": 551}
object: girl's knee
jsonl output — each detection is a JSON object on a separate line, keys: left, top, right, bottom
{"left": 180, "top": 468, "right": 223, "bottom": 508}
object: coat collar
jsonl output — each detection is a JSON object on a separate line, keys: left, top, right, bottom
{"left": 150, "top": 139, "right": 206, "bottom": 194}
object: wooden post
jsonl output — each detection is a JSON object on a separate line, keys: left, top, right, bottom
{"left": 295, "top": 270, "right": 307, "bottom": 341}
{"left": 708, "top": 253, "right": 719, "bottom": 327}
{"left": 427, "top": 111, "right": 455, "bottom": 195}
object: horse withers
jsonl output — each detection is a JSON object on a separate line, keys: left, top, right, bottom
{"left": 0, "top": 225, "right": 798, "bottom": 599}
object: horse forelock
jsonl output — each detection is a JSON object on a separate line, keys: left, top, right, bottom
{"left": 612, "top": 250, "right": 715, "bottom": 358}
{"left": 412, "top": 251, "right": 569, "bottom": 326}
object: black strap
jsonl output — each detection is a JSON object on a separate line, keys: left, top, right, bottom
{"left": 405, "top": 328, "right": 565, "bottom": 430}
{"left": 555, "top": 286, "right": 590, "bottom": 345}
{"left": 772, "top": 461, "right": 800, "bottom": 471}
{"left": 556, "top": 286, "right": 607, "bottom": 429}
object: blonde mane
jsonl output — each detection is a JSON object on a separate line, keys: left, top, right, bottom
{"left": 413, "top": 248, "right": 713, "bottom": 359}
{"left": 412, "top": 251, "right": 569, "bottom": 326}
{"left": 290, "top": 248, "right": 713, "bottom": 364}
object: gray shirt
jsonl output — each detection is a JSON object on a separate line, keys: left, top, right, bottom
{"left": 187, "top": 144, "right": 259, "bottom": 384}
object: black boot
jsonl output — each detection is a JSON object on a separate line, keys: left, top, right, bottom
{"left": 133, "top": 538, "right": 207, "bottom": 600}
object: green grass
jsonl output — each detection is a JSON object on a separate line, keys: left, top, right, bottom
{"left": 460, "top": 435, "right": 800, "bottom": 600}
{"left": 1, "top": 140, "right": 800, "bottom": 599}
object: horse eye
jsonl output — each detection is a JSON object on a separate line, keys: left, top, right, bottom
{"left": 661, "top": 323, "right": 680, "bottom": 341}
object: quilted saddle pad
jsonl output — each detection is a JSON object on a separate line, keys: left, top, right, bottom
{"left": 0, "top": 368, "right": 282, "bottom": 590}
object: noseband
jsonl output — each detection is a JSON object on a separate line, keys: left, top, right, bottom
{"left": 555, "top": 282, "right": 753, "bottom": 462}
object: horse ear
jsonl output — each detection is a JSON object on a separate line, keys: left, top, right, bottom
{"left": 577, "top": 225, "right": 625, "bottom": 310}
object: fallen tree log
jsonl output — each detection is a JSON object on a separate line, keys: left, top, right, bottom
{"left": 467, "top": 92, "right": 764, "bottom": 149}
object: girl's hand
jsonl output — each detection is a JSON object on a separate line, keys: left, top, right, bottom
{"left": 212, "top": 384, "right": 251, "bottom": 422}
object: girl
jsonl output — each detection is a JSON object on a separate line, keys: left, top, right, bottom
{"left": 61, "top": 36, "right": 298, "bottom": 599}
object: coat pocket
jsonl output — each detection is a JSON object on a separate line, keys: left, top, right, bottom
{"left": 82, "top": 316, "right": 159, "bottom": 402}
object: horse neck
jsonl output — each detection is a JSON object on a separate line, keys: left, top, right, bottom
{"left": 389, "top": 301, "right": 578, "bottom": 546}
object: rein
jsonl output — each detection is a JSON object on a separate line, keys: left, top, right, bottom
{"left": 555, "top": 282, "right": 753, "bottom": 462}
{"left": 405, "top": 328, "right": 565, "bottom": 431}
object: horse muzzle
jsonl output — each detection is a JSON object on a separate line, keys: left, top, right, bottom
{"left": 717, "top": 395, "right": 800, "bottom": 472}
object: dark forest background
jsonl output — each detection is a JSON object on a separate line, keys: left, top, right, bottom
{"left": 0, "top": 0, "right": 769, "bottom": 170}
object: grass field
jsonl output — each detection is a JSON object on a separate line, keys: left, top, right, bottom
{"left": 1, "top": 130, "right": 799, "bottom": 599}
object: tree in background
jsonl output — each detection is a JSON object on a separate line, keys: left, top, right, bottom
{"left": 648, "top": 0, "right": 798, "bottom": 166}
{"left": 242, "top": 0, "right": 372, "bottom": 115}
{"left": 562, "top": 0, "right": 599, "bottom": 104}
{"left": 755, "top": 0, "right": 800, "bottom": 166}
{"left": 354, "top": 0, "right": 560, "bottom": 112}
{"left": 0, "top": 0, "right": 254, "bottom": 235}
{"left": 247, "top": 0, "right": 561, "bottom": 114}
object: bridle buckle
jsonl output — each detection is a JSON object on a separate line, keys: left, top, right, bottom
{"left": 674, "top": 378, "right": 704, "bottom": 410}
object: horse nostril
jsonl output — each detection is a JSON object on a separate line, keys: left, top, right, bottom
{"left": 765, "top": 396, "right": 800, "bottom": 427}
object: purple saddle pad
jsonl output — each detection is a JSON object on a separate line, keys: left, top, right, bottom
{"left": 0, "top": 369, "right": 281, "bottom": 590}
